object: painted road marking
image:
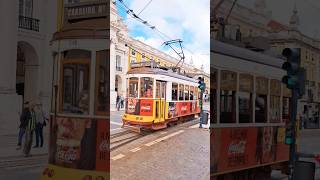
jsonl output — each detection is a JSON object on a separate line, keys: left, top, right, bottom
{"left": 145, "top": 130, "right": 184, "bottom": 147}
{"left": 111, "top": 128, "right": 123, "bottom": 132}
{"left": 111, "top": 121, "right": 123, "bottom": 126}
{"left": 189, "top": 124, "right": 199, "bottom": 129}
{"left": 129, "top": 147, "right": 141, "bottom": 152}
{"left": 111, "top": 154, "right": 125, "bottom": 161}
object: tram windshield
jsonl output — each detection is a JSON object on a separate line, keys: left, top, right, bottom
{"left": 128, "top": 77, "right": 138, "bottom": 98}
{"left": 140, "top": 77, "right": 153, "bottom": 98}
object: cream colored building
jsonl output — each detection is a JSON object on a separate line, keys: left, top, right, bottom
{"left": 0, "top": 0, "right": 57, "bottom": 134}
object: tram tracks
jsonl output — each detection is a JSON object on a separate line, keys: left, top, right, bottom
{"left": 110, "top": 130, "right": 150, "bottom": 152}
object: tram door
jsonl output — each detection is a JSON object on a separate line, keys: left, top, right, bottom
{"left": 155, "top": 81, "right": 166, "bottom": 123}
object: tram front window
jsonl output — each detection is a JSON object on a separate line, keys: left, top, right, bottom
{"left": 128, "top": 77, "right": 138, "bottom": 98}
{"left": 62, "top": 64, "right": 90, "bottom": 114}
{"left": 140, "top": 77, "right": 153, "bottom": 98}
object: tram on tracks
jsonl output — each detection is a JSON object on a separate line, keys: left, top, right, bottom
{"left": 211, "top": 40, "right": 293, "bottom": 179}
{"left": 41, "top": 49, "right": 109, "bottom": 180}
{"left": 122, "top": 62, "right": 201, "bottom": 130}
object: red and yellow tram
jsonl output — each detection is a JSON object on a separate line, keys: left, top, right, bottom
{"left": 41, "top": 49, "right": 109, "bottom": 180}
{"left": 122, "top": 65, "right": 201, "bottom": 130}
{"left": 211, "top": 40, "right": 293, "bottom": 179}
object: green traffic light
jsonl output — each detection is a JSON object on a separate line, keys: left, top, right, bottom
{"left": 285, "top": 137, "right": 293, "bottom": 145}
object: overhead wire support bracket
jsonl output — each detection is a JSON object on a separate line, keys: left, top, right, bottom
{"left": 162, "top": 39, "right": 185, "bottom": 69}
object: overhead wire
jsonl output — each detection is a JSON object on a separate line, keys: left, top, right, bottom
{"left": 116, "top": 0, "right": 209, "bottom": 72}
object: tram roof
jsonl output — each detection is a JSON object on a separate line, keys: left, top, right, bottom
{"left": 127, "top": 67, "right": 198, "bottom": 83}
{"left": 211, "top": 39, "right": 285, "bottom": 69}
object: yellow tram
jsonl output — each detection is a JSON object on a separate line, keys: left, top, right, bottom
{"left": 40, "top": 49, "right": 109, "bottom": 180}
{"left": 122, "top": 65, "right": 201, "bottom": 130}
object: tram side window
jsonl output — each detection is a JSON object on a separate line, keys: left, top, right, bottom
{"left": 255, "top": 95, "right": 268, "bottom": 123}
{"left": 62, "top": 64, "right": 90, "bottom": 114}
{"left": 239, "top": 92, "right": 252, "bottom": 123}
{"left": 172, "top": 83, "right": 178, "bottom": 101}
{"left": 190, "top": 86, "right": 194, "bottom": 100}
{"left": 140, "top": 77, "right": 153, "bottom": 98}
{"left": 185, "top": 85, "right": 189, "bottom": 100}
{"left": 270, "top": 96, "right": 281, "bottom": 123}
{"left": 156, "top": 81, "right": 161, "bottom": 98}
{"left": 179, "top": 84, "right": 184, "bottom": 100}
{"left": 220, "top": 90, "right": 236, "bottom": 123}
{"left": 194, "top": 87, "right": 198, "bottom": 100}
{"left": 95, "top": 50, "right": 108, "bottom": 114}
{"left": 128, "top": 77, "right": 138, "bottom": 97}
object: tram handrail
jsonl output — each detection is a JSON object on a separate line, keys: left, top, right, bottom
{"left": 50, "top": 112, "right": 109, "bottom": 119}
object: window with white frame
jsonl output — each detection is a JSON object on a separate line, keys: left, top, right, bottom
{"left": 19, "top": 0, "right": 33, "bottom": 17}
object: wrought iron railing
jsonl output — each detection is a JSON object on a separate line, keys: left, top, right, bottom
{"left": 18, "top": 16, "right": 40, "bottom": 32}
{"left": 65, "top": 1, "right": 108, "bottom": 22}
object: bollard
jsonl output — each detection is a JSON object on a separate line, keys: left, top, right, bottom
{"left": 293, "top": 161, "right": 315, "bottom": 180}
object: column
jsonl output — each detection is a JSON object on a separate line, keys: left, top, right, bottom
{"left": 0, "top": 0, "right": 21, "bottom": 135}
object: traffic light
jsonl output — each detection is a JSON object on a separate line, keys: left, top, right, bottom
{"left": 198, "top": 77, "right": 206, "bottom": 92}
{"left": 281, "top": 48, "right": 306, "bottom": 97}
{"left": 285, "top": 124, "right": 294, "bottom": 145}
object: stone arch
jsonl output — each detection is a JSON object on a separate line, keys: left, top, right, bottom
{"left": 16, "top": 41, "right": 39, "bottom": 104}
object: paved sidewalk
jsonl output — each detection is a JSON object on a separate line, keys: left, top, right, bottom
{"left": 0, "top": 131, "right": 49, "bottom": 158}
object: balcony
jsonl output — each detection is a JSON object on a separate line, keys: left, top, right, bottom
{"left": 19, "top": 16, "right": 40, "bottom": 32}
{"left": 65, "top": 1, "right": 108, "bottom": 23}
{"left": 116, "top": 66, "right": 122, "bottom": 72}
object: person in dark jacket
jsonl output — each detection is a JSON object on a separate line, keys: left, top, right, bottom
{"left": 17, "top": 102, "right": 31, "bottom": 150}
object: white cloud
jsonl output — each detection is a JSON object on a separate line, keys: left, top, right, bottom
{"left": 119, "top": 0, "right": 210, "bottom": 73}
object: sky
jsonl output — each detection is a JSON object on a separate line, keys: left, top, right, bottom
{"left": 116, "top": 0, "right": 210, "bottom": 73}
{"left": 238, "top": 0, "right": 320, "bottom": 39}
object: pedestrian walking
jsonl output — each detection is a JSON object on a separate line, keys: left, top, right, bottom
{"left": 33, "top": 101, "right": 47, "bottom": 148}
{"left": 23, "top": 103, "right": 36, "bottom": 157}
{"left": 116, "top": 95, "right": 120, "bottom": 111}
{"left": 120, "top": 96, "right": 124, "bottom": 109}
{"left": 17, "top": 102, "right": 31, "bottom": 150}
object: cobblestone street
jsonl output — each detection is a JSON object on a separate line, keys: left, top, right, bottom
{"left": 111, "top": 119, "right": 210, "bottom": 180}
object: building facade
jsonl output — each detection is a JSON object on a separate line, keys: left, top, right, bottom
{"left": 0, "top": 0, "right": 57, "bottom": 134}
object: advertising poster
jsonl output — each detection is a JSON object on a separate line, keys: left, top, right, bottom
{"left": 50, "top": 117, "right": 98, "bottom": 170}
{"left": 212, "top": 127, "right": 289, "bottom": 175}
{"left": 218, "top": 128, "right": 257, "bottom": 172}
{"left": 126, "top": 98, "right": 140, "bottom": 115}
{"left": 140, "top": 99, "right": 153, "bottom": 116}
{"left": 168, "top": 102, "right": 178, "bottom": 118}
{"left": 179, "top": 102, "right": 189, "bottom": 115}
{"left": 95, "top": 120, "right": 108, "bottom": 171}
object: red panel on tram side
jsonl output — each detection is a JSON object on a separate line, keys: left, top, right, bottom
{"left": 179, "top": 102, "right": 190, "bottom": 115}
{"left": 212, "top": 127, "right": 289, "bottom": 175}
{"left": 49, "top": 116, "right": 109, "bottom": 172}
{"left": 95, "top": 120, "right": 108, "bottom": 171}
{"left": 140, "top": 99, "right": 153, "bottom": 116}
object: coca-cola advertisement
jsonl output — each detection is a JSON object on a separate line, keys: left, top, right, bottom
{"left": 49, "top": 117, "right": 100, "bottom": 170}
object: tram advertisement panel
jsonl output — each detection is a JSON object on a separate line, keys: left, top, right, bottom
{"left": 49, "top": 117, "right": 108, "bottom": 172}
{"left": 140, "top": 99, "right": 153, "bottom": 116}
{"left": 212, "top": 127, "right": 289, "bottom": 174}
{"left": 167, "top": 101, "right": 199, "bottom": 118}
